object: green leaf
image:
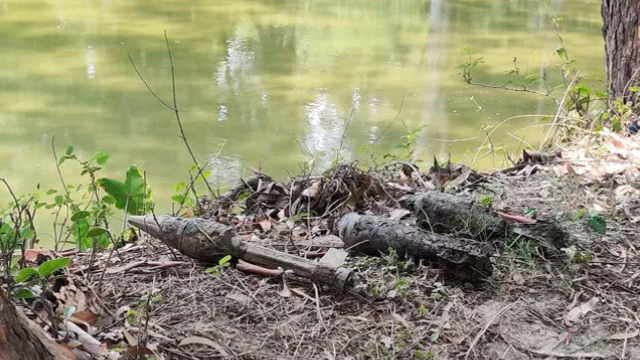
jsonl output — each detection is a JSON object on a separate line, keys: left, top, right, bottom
{"left": 20, "top": 228, "right": 34, "bottom": 240}
{"left": 71, "top": 218, "right": 89, "bottom": 251}
{"left": 573, "top": 208, "right": 586, "bottom": 220}
{"left": 237, "top": 190, "right": 251, "bottom": 202}
{"left": 98, "top": 165, "right": 153, "bottom": 215}
{"left": 524, "top": 74, "right": 539, "bottom": 84}
{"left": 65, "top": 145, "right": 74, "bottom": 155}
{"left": 102, "top": 194, "right": 116, "bottom": 205}
{"left": 174, "top": 181, "right": 187, "bottom": 192}
{"left": 218, "top": 255, "right": 232, "bottom": 267}
{"left": 93, "top": 151, "right": 109, "bottom": 165}
{"left": 229, "top": 204, "right": 244, "bottom": 214}
{"left": 86, "top": 227, "right": 108, "bottom": 238}
{"left": 54, "top": 195, "right": 64, "bottom": 205}
{"left": 14, "top": 288, "right": 35, "bottom": 299}
{"left": 46, "top": 189, "right": 57, "bottom": 195}
{"left": 171, "top": 194, "right": 186, "bottom": 203}
{"left": 36, "top": 257, "right": 70, "bottom": 277}
{"left": 14, "top": 268, "right": 39, "bottom": 283}
{"left": 587, "top": 215, "right": 606, "bottom": 234}
{"left": 59, "top": 156, "right": 67, "bottom": 165}
{"left": 630, "top": 86, "right": 638, "bottom": 93}
{"left": 71, "top": 211, "right": 91, "bottom": 222}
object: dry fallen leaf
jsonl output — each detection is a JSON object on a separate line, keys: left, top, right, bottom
{"left": 177, "top": 206, "right": 194, "bottom": 218}
{"left": 122, "top": 329, "right": 138, "bottom": 347}
{"left": 318, "top": 248, "right": 349, "bottom": 268}
{"left": 179, "top": 336, "right": 229, "bottom": 357}
{"left": 512, "top": 272, "right": 525, "bottom": 285}
{"left": 608, "top": 328, "right": 640, "bottom": 340}
{"left": 565, "top": 161, "right": 576, "bottom": 174}
{"left": 53, "top": 342, "right": 78, "bottom": 359}
{"left": 123, "top": 346, "right": 155, "bottom": 360}
{"left": 225, "top": 292, "right": 251, "bottom": 306}
{"left": 24, "top": 249, "right": 46, "bottom": 263}
{"left": 259, "top": 219, "right": 272, "bottom": 232}
{"left": 565, "top": 297, "right": 599, "bottom": 325}
{"left": 72, "top": 310, "right": 99, "bottom": 326}
{"left": 301, "top": 181, "right": 322, "bottom": 198}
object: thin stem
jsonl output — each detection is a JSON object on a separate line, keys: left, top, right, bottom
{"left": 163, "top": 30, "right": 215, "bottom": 196}
{"left": 128, "top": 31, "right": 215, "bottom": 197}
{"left": 357, "top": 95, "right": 405, "bottom": 163}
{"left": 334, "top": 104, "right": 356, "bottom": 166}
{"left": 259, "top": 126, "right": 282, "bottom": 172}
{"left": 51, "top": 136, "right": 70, "bottom": 197}
{"left": 127, "top": 54, "right": 175, "bottom": 112}
{"left": 468, "top": 81, "right": 560, "bottom": 107}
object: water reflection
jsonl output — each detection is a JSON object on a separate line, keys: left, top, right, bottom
{"left": 86, "top": 46, "right": 96, "bottom": 79}
{"left": 0, "top": 0, "right": 604, "bottom": 233}
{"left": 421, "top": 0, "right": 449, "bottom": 154}
{"left": 208, "top": 154, "right": 242, "bottom": 187}
{"left": 303, "top": 91, "right": 348, "bottom": 166}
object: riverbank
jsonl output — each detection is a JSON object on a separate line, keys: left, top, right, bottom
{"left": 11, "top": 127, "right": 640, "bottom": 360}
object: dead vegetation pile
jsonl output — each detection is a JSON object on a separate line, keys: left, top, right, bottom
{"left": 11, "top": 130, "right": 640, "bottom": 359}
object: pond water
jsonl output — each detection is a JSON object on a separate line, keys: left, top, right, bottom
{"left": 0, "top": 0, "right": 603, "bottom": 236}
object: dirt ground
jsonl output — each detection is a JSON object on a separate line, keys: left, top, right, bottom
{"left": 16, "top": 130, "right": 640, "bottom": 360}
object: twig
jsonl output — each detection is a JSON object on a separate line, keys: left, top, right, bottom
{"left": 334, "top": 104, "right": 356, "bottom": 166}
{"left": 129, "top": 31, "right": 214, "bottom": 196}
{"left": 159, "top": 345, "right": 202, "bottom": 360}
{"left": 259, "top": 126, "right": 282, "bottom": 172}
{"left": 465, "top": 301, "right": 518, "bottom": 360}
{"left": 357, "top": 95, "right": 405, "bottom": 163}
{"left": 468, "top": 81, "right": 560, "bottom": 106}
{"left": 540, "top": 73, "right": 579, "bottom": 149}
{"left": 163, "top": 31, "right": 214, "bottom": 195}
{"left": 0, "top": 178, "right": 23, "bottom": 282}
{"left": 51, "top": 135, "right": 70, "bottom": 197}
{"left": 127, "top": 54, "right": 174, "bottom": 112}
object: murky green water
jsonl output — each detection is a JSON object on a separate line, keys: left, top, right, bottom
{"left": 0, "top": 0, "right": 603, "bottom": 235}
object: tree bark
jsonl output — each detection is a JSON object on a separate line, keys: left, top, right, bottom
{"left": 602, "top": 0, "right": 640, "bottom": 99}
{"left": 0, "top": 289, "right": 67, "bottom": 360}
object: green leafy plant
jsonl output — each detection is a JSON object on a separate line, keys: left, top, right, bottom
{"left": 205, "top": 255, "right": 232, "bottom": 277}
{"left": 39, "top": 141, "right": 119, "bottom": 251}
{"left": 0, "top": 181, "right": 40, "bottom": 282}
{"left": 524, "top": 206, "right": 537, "bottom": 218}
{"left": 479, "top": 195, "right": 494, "bottom": 207}
{"left": 456, "top": 46, "right": 485, "bottom": 84}
{"left": 13, "top": 257, "right": 70, "bottom": 299}
{"left": 587, "top": 212, "right": 606, "bottom": 234}
{"left": 98, "top": 165, "right": 153, "bottom": 216}
{"left": 393, "top": 277, "right": 413, "bottom": 298}
{"left": 430, "top": 282, "right": 447, "bottom": 301}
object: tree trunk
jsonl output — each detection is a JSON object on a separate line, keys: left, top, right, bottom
{"left": 602, "top": 0, "right": 640, "bottom": 99}
{"left": 0, "top": 289, "right": 66, "bottom": 360}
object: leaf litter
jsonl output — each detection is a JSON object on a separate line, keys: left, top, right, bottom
{"left": 9, "top": 139, "right": 640, "bottom": 359}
